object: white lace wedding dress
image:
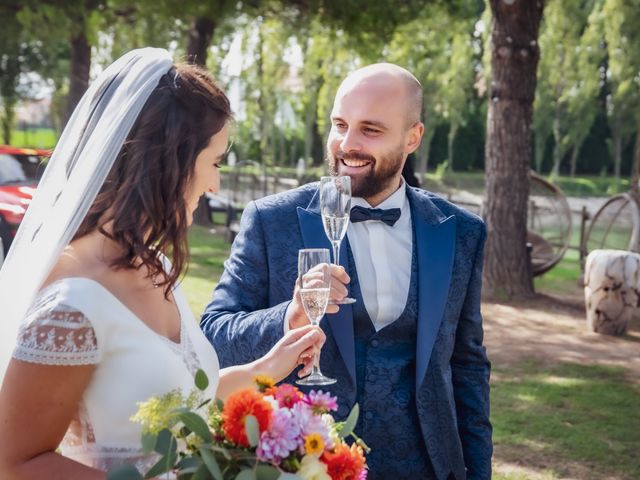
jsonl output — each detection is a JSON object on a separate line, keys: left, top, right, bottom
{"left": 12, "top": 276, "right": 219, "bottom": 474}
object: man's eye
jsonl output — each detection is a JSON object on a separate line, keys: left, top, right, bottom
{"left": 364, "top": 128, "right": 381, "bottom": 134}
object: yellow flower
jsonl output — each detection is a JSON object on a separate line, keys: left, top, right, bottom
{"left": 304, "top": 433, "right": 325, "bottom": 456}
{"left": 254, "top": 374, "right": 276, "bottom": 392}
{"left": 298, "top": 454, "right": 331, "bottom": 480}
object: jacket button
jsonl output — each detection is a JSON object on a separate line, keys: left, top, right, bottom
{"left": 370, "top": 339, "right": 379, "bottom": 347}
{"left": 364, "top": 411, "right": 374, "bottom": 420}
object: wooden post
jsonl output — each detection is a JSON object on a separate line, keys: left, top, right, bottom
{"left": 584, "top": 249, "right": 640, "bottom": 335}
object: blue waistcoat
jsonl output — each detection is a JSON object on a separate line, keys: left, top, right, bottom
{"left": 348, "top": 239, "right": 436, "bottom": 479}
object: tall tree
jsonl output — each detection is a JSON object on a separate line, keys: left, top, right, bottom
{"left": 483, "top": 0, "right": 544, "bottom": 298}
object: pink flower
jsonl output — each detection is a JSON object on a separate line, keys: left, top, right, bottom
{"left": 257, "top": 407, "right": 302, "bottom": 463}
{"left": 305, "top": 390, "right": 338, "bottom": 414}
{"left": 293, "top": 402, "right": 334, "bottom": 450}
{"left": 268, "top": 384, "right": 305, "bottom": 408}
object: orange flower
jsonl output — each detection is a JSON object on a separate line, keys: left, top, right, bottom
{"left": 320, "top": 443, "right": 365, "bottom": 480}
{"left": 321, "top": 443, "right": 366, "bottom": 480}
{"left": 222, "top": 389, "right": 273, "bottom": 447}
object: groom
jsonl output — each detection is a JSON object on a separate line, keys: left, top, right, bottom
{"left": 201, "top": 63, "right": 492, "bottom": 479}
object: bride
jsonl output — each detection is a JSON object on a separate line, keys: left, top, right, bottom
{"left": 0, "top": 48, "right": 324, "bottom": 478}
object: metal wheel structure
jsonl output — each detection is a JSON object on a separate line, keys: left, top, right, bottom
{"left": 527, "top": 171, "right": 573, "bottom": 276}
{"left": 581, "top": 193, "right": 640, "bottom": 268}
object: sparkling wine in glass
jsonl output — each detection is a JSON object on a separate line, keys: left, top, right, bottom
{"left": 296, "top": 248, "right": 336, "bottom": 386}
{"left": 320, "top": 176, "right": 356, "bottom": 304}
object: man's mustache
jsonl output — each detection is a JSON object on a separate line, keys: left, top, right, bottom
{"left": 334, "top": 150, "right": 376, "bottom": 164}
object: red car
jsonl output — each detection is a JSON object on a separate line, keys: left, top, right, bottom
{"left": 0, "top": 145, "right": 50, "bottom": 254}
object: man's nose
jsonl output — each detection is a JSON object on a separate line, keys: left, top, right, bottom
{"left": 339, "top": 128, "right": 362, "bottom": 153}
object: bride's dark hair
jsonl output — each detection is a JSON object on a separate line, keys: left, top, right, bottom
{"left": 74, "top": 63, "right": 232, "bottom": 295}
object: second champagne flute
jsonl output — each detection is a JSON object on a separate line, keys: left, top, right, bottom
{"left": 296, "top": 248, "right": 336, "bottom": 386}
{"left": 320, "top": 175, "right": 355, "bottom": 304}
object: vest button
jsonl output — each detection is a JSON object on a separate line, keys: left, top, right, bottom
{"left": 364, "top": 411, "right": 374, "bottom": 420}
{"left": 370, "top": 339, "right": 379, "bottom": 347}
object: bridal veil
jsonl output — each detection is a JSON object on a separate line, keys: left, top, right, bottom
{"left": 0, "top": 48, "right": 173, "bottom": 382}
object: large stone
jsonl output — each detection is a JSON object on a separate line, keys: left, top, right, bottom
{"left": 584, "top": 249, "right": 640, "bottom": 335}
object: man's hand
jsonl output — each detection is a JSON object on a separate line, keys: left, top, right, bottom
{"left": 284, "top": 264, "right": 350, "bottom": 329}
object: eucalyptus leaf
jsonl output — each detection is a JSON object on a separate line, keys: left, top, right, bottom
{"left": 236, "top": 469, "right": 256, "bottom": 480}
{"left": 145, "top": 451, "right": 177, "bottom": 479}
{"left": 154, "top": 428, "right": 176, "bottom": 455}
{"left": 216, "top": 398, "right": 225, "bottom": 411}
{"left": 195, "top": 369, "right": 209, "bottom": 390}
{"left": 197, "top": 398, "right": 212, "bottom": 409}
{"left": 107, "top": 464, "right": 143, "bottom": 480}
{"left": 339, "top": 403, "right": 360, "bottom": 438}
{"left": 199, "top": 447, "right": 223, "bottom": 480}
{"left": 255, "top": 464, "right": 280, "bottom": 480}
{"left": 245, "top": 415, "right": 260, "bottom": 447}
{"left": 141, "top": 431, "right": 157, "bottom": 455}
{"left": 192, "top": 463, "right": 212, "bottom": 480}
{"left": 178, "top": 411, "right": 212, "bottom": 441}
{"left": 277, "top": 474, "right": 302, "bottom": 480}
{"left": 177, "top": 455, "right": 202, "bottom": 474}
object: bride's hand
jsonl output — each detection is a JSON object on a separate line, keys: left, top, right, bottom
{"left": 261, "top": 324, "right": 326, "bottom": 382}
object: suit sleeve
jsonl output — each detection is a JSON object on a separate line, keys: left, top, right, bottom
{"left": 451, "top": 222, "right": 492, "bottom": 479}
{"left": 200, "top": 201, "right": 290, "bottom": 368}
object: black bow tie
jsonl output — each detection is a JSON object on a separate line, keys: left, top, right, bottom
{"left": 350, "top": 205, "right": 402, "bottom": 226}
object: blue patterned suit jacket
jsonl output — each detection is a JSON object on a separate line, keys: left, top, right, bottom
{"left": 201, "top": 183, "right": 492, "bottom": 479}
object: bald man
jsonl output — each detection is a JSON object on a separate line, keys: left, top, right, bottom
{"left": 202, "top": 63, "right": 492, "bottom": 479}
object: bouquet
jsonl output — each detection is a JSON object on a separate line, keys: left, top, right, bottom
{"left": 108, "top": 370, "right": 368, "bottom": 480}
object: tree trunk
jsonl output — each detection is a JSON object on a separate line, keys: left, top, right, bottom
{"left": 483, "top": 0, "right": 544, "bottom": 299}
{"left": 186, "top": 17, "right": 216, "bottom": 66}
{"left": 631, "top": 123, "right": 640, "bottom": 198}
{"left": 569, "top": 144, "right": 579, "bottom": 178}
{"left": 612, "top": 125, "right": 623, "bottom": 180}
{"left": 533, "top": 130, "right": 546, "bottom": 173}
{"left": 550, "top": 110, "right": 562, "bottom": 177}
{"left": 186, "top": 16, "right": 217, "bottom": 226}
{"left": 417, "top": 104, "right": 435, "bottom": 176}
{"left": 65, "top": 30, "right": 91, "bottom": 127}
{"left": 447, "top": 123, "right": 458, "bottom": 172}
{"left": 1, "top": 101, "right": 15, "bottom": 145}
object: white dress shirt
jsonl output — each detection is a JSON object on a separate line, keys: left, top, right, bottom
{"left": 347, "top": 181, "right": 412, "bottom": 331}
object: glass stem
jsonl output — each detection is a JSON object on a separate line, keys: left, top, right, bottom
{"left": 331, "top": 241, "right": 340, "bottom": 266}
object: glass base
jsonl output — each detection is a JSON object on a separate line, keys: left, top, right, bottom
{"left": 296, "top": 372, "right": 337, "bottom": 386}
{"left": 329, "top": 296, "right": 356, "bottom": 305}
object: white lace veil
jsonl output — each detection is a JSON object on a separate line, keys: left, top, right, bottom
{"left": 0, "top": 48, "right": 173, "bottom": 382}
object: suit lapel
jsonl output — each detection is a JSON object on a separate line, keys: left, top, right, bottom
{"left": 297, "top": 192, "right": 356, "bottom": 385}
{"left": 409, "top": 190, "right": 456, "bottom": 388}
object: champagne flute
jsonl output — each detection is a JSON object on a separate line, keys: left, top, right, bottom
{"left": 296, "top": 248, "right": 336, "bottom": 386}
{"left": 320, "top": 176, "right": 356, "bottom": 304}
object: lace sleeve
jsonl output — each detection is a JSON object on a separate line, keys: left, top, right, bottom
{"left": 13, "top": 303, "right": 100, "bottom": 366}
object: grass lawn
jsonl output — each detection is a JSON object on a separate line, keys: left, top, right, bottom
{"left": 9, "top": 128, "right": 58, "bottom": 149}
{"left": 491, "top": 360, "right": 640, "bottom": 480}
{"left": 182, "top": 225, "right": 231, "bottom": 316}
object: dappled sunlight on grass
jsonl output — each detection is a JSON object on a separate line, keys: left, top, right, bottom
{"left": 492, "top": 360, "right": 640, "bottom": 479}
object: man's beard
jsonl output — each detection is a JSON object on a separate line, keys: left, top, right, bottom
{"left": 327, "top": 148, "right": 404, "bottom": 199}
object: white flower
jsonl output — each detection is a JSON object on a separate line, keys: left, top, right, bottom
{"left": 298, "top": 454, "right": 331, "bottom": 480}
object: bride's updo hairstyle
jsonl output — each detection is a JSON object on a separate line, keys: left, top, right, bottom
{"left": 73, "top": 63, "right": 232, "bottom": 294}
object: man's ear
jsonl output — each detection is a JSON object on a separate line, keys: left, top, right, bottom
{"left": 405, "top": 122, "right": 424, "bottom": 154}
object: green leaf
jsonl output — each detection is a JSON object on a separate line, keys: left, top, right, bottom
{"left": 178, "top": 411, "right": 212, "bottom": 441}
{"left": 245, "top": 415, "right": 260, "bottom": 447}
{"left": 236, "top": 469, "right": 256, "bottom": 480}
{"left": 339, "top": 403, "right": 360, "bottom": 438}
{"left": 141, "top": 431, "right": 157, "bottom": 454}
{"left": 255, "top": 465, "right": 280, "bottom": 480}
{"left": 192, "top": 463, "right": 212, "bottom": 480}
{"left": 154, "top": 428, "right": 177, "bottom": 456}
{"left": 195, "top": 369, "right": 210, "bottom": 390}
{"left": 277, "top": 474, "right": 302, "bottom": 480}
{"left": 199, "top": 447, "right": 224, "bottom": 480}
{"left": 145, "top": 451, "right": 177, "bottom": 479}
{"left": 177, "top": 455, "right": 202, "bottom": 474}
{"left": 197, "top": 398, "right": 212, "bottom": 409}
{"left": 107, "top": 464, "right": 143, "bottom": 480}
{"left": 216, "top": 398, "right": 225, "bottom": 411}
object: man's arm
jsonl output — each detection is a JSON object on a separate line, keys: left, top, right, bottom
{"left": 451, "top": 222, "right": 493, "bottom": 480}
{"left": 200, "top": 201, "right": 294, "bottom": 367}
